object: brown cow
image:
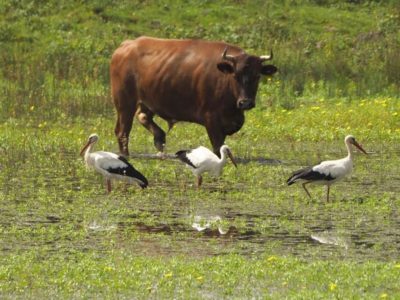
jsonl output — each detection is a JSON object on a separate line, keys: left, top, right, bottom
{"left": 111, "top": 36, "right": 277, "bottom": 156}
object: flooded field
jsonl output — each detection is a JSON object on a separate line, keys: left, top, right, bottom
{"left": 0, "top": 105, "right": 399, "bottom": 298}
{"left": 1, "top": 137, "right": 399, "bottom": 263}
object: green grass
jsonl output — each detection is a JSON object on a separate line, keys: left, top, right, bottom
{"left": 1, "top": 0, "right": 400, "bottom": 120}
{"left": 1, "top": 0, "right": 400, "bottom": 298}
{"left": 1, "top": 100, "right": 399, "bottom": 298}
{"left": 1, "top": 252, "right": 399, "bottom": 299}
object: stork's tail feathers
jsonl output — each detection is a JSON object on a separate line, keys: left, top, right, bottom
{"left": 287, "top": 166, "right": 313, "bottom": 185}
{"left": 139, "top": 181, "right": 148, "bottom": 189}
{"left": 287, "top": 175, "right": 297, "bottom": 186}
{"left": 175, "top": 150, "right": 197, "bottom": 169}
{"left": 136, "top": 173, "right": 148, "bottom": 189}
{"left": 175, "top": 150, "right": 186, "bottom": 157}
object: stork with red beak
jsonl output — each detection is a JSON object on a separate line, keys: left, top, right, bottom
{"left": 80, "top": 134, "right": 148, "bottom": 193}
{"left": 287, "top": 135, "right": 367, "bottom": 202}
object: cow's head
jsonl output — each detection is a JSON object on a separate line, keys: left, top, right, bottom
{"left": 217, "top": 47, "right": 277, "bottom": 110}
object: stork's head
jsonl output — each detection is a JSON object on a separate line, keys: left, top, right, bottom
{"left": 220, "top": 145, "right": 238, "bottom": 168}
{"left": 345, "top": 135, "right": 367, "bottom": 154}
{"left": 80, "top": 133, "right": 99, "bottom": 156}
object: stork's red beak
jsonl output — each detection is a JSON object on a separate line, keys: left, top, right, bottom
{"left": 80, "top": 141, "right": 91, "bottom": 156}
{"left": 354, "top": 141, "right": 367, "bottom": 154}
{"left": 227, "top": 149, "right": 238, "bottom": 168}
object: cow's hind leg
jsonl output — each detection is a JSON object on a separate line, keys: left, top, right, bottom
{"left": 114, "top": 102, "right": 136, "bottom": 156}
{"left": 111, "top": 62, "right": 138, "bottom": 156}
{"left": 136, "top": 104, "right": 166, "bottom": 153}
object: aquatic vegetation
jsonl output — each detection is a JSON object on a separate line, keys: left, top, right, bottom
{"left": 0, "top": 99, "right": 399, "bottom": 298}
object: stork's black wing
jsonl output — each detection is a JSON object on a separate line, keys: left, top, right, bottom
{"left": 106, "top": 156, "right": 148, "bottom": 188}
{"left": 175, "top": 150, "right": 197, "bottom": 169}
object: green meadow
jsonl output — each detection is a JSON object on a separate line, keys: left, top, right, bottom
{"left": 1, "top": 1, "right": 399, "bottom": 299}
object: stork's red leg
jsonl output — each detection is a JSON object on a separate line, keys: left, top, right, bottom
{"left": 106, "top": 179, "right": 112, "bottom": 193}
{"left": 197, "top": 175, "right": 203, "bottom": 188}
{"left": 326, "top": 185, "right": 330, "bottom": 202}
{"left": 302, "top": 182, "right": 312, "bottom": 199}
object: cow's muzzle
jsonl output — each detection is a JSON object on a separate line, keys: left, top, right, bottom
{"left": 237, "top": 99, "right": 255, "bottom": 110}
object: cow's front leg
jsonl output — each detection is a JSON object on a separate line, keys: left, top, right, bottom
{"left": 136, "top": 104, "right": 166, "bottom": 153}
{"left": 205, "top": 121, "right": 226, "bottom": 157}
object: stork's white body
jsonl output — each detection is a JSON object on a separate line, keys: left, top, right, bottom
{"left": 81, "top": 134, "right": 148, "bottom": 193}
{"left": 306, "top": 156, "right": 353, "bottom": 185}
{"left": 287, "top": 135, "right": 367, "bottom": 202}
{"left": 176, "top": 145, "right": 237, "bottom": 187}
{"left": 185, "top": 146, "right": 226, "bottom": 177}
{"left": 83, "top": 151, "right": 139, "bottom": 184}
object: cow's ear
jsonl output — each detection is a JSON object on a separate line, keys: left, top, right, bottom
{"left": 261, "top": 65, "right": 277, "bottom": 76}
{"left": 217, "top": 62, "right": 235, "bottom": 74}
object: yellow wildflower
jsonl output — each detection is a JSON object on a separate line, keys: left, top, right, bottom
{"left": 329, "top": 283, "right": 337, "bottom": 291}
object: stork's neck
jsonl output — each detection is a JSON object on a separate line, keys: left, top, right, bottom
{"left": 220, "top": 153, "right": 228, "bottom": 164}
{"left": 84, "top": 143, "right": 95, "bottom": 162}
{"left": 218, "top": 148, "right": 229, "bottom": 166}
{"left": 345, "top": 141, "right": 353, "bottom": 160}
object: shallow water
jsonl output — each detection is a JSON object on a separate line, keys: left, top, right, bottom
{"left": 1, "top": 142, "right": 399, "bottom": 262}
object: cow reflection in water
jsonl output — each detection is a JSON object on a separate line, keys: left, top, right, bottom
{"left": 111, "top": 36, "right": 277, "bottom": 157}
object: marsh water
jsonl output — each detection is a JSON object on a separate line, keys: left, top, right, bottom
{"left": 1, "top": 141, "right": 399, "bottom": 262}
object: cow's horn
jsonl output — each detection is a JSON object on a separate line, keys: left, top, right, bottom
{"left": 260, "top": 49, "right": 273, "bottom": 61}
{"left": 222, "top": 47, "right": 236, "bottom": 63}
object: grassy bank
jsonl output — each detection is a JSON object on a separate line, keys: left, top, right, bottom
{"left": 1, "top": 251, "right": 399, "bottom": 299}
{"left": 1, "top": 0, "right": 400, "bottom": 120}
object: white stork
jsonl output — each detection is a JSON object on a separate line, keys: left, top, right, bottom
{"left": 80, "top": 134, "right": 148, "bottom": 193}
{"left": 287, "top": 135, "right": 367, "bottom": 202}
{"left": 175, "top": 145, "right": 237, "bottom": 187}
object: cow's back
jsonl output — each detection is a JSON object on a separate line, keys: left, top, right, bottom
{"left": 111, "top": 36, "right": 242, "bottom": 122}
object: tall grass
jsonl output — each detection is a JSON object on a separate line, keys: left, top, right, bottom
{"left": 0, "top": 0, "right": 399, "bottom": 121}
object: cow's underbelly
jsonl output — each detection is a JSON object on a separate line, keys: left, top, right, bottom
{"left": 138, "top": 97, "right": 203, "bottom": 124}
